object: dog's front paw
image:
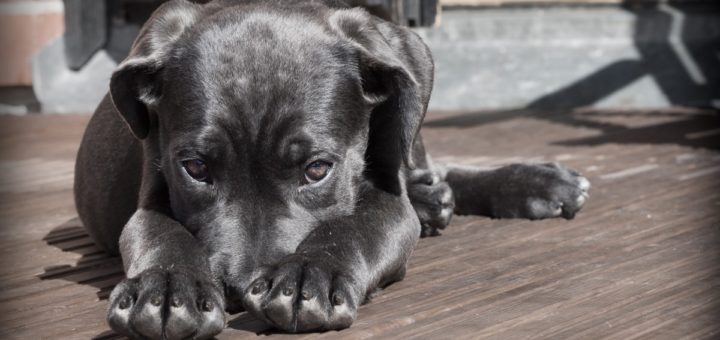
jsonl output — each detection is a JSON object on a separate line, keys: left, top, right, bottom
{"left": 492, "top": 163, "right": 590, "bottom": 220}
{"left": 242, "top": 255, "right": 359, "bottom": 332}
{"left": 107, "top": 267, "right": 225, "bottom": 340}
{"left": 408, "top": 169, "right": 455, "bottom": 237}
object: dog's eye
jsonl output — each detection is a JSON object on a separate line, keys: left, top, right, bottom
{"left": 305, "top": 160, "right": 332, "bottom": 183}
{"left": 182, "top": 159, "right": 210, "bottom": 182}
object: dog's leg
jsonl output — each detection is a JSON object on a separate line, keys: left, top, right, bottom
{"left": 106, "top": 212, "right": 225, "bottom": 339}
{"left": 242, "top": 185, "right": 419, "bottom": 332}
{"left": 440, "top": 162, "right": 590, "bottom": 220}
{"left": 76, "top": 97, "right": 225, "bottom": 339}
{"left": 74, "top": 96, "right": 143, "bottom": 255}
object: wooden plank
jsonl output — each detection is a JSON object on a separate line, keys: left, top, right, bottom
{"left": 0, "top": 109, "right": 718, "bottom": 339}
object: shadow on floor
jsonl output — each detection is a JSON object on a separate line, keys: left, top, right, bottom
{"left": 425, "top": 109, "right": 720, "bottom": 151}
{"left": 38, "top": 217, "right": 124, "bottom": 301}
{"left": 551, "top": 110, "right": 720, "bottom": 150}
{"left": 227, "top": 312, "right": 274, "bottom": 334}
{"left": 226, "top": 311, "right": 350, "bottom": 336}
{"left": 37, "top": 218, "right": 276, "bottom": 338}
{"left": 38, "top": 218, "right": 125, "bottom": 339}
{"left": 425, "top": 2, "right": 719, "bottom": 143}
{"left": 525, "top": 1, "right": 720, "bottom": 111}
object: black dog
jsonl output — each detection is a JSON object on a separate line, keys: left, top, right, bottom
{"left": 74, "top": 0, "right": 590, "bottom": 338}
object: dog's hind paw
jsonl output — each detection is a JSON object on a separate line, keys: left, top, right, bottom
{"left": 242, "top": 254, "right": 359, "bottom": 332}
{"left": 489, "top": 162, "right": 590, "bottom": 220}
{"left": 107, "top": 267, "right": 225, "bottom": 340}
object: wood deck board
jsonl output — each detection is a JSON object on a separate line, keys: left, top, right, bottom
{"left": 0, "top": 109, "right": 718, "bottom": 339}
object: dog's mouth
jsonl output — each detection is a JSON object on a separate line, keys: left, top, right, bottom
{"left": 225, "top": 299, "right": 246, "bottom": 314}
{"left": 224, "top": 285, "right": 247, "bottom": 314}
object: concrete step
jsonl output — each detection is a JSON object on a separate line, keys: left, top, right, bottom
{"left": 13, "top": 1, "right": 720, "bottom": 113}
{"left": 418, "top": 2, "right": 720, "bottom": 111}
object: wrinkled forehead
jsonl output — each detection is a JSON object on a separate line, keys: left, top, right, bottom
{"left": 160, "top": 9, "right": 367, "bottom": 150}
{"left": 164, "top": 11, "right": 361, "bottom": 135}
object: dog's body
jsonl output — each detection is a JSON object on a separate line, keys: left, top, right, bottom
{"left": 74, "top": 0, "right": 590, "bottom": 338}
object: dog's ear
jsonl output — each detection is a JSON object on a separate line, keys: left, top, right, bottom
{"left": 329, "top": 8, "right": 431, "bottom": 171}
{"left": 109, "top": 0, "right": 205, "bottom": 139}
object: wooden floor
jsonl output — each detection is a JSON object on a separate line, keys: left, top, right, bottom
{"left": 0, "top": 108, "right": 718, "bottom": 339}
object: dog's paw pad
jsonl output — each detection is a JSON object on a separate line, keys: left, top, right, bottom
{"left": 243, "top": 255, "right": 358, "bottom": 332}
{"left": 547, "top": 172, "right": 591, "bottom": 220}
{"left": 107, "top": 268, "right": 224, "bottom": 340}
{"left": 576, "top": 190, "right": 589, "bottom": 207}
{"left": 492, "top": 163, "right": 591, "bottom": 220}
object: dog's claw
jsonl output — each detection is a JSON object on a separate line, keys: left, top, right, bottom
{"left": 118, "top": 296, "right": 131, "bottom": 309}
{"left": 251, "top": 281, "right": 268, "bottom": 295}
{"left": 171, "top": 296, "right": 182, "bottom": 308}
{"left": 332, "top": 294, "right": 344, "bottom": 306}
{"left": 150, "top": 295, "right": 162, "bottom": 306}
{"left": 201, "top": 299, "right": 213, "bottom": 312}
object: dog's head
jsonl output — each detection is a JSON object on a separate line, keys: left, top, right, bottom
{"left": 109, "top": 0, "right": 430, "bottom": 292}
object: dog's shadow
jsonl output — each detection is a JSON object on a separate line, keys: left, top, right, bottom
{"left": 38, "top": 218, "right": 287, "bottom": 338}
{"left": 226, "top": 313, "right": 342, "bottom": 336}
{"left": 39, "top": 217, "right": 126, "bottom": 339}
{"left": 39, "top": 217, "right": 124, "bottom": 300}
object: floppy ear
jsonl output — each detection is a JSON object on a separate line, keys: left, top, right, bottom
{"left": 329, "top": 8, "right": 433, "bottom": 171}
{"left": 109, "top": 0, "right": 205, "bottom": 139}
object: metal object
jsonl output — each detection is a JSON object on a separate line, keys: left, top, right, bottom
{"left": 62, "top": 0, "right": 439, "bottom": 70}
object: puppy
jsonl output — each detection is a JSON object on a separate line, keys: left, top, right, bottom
{"left": 74, "top": 0, "right": 590, "bottom": 338}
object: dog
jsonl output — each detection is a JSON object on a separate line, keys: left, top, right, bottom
{"left": 74, "top": 0, "right": 590, "bottom": 338}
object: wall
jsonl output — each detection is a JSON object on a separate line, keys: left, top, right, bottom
{"left": 417, "top": 3, "right": 720, "bottom": 111}
{"left": 0, "top": 0, "right": 64, "bottom": 86}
